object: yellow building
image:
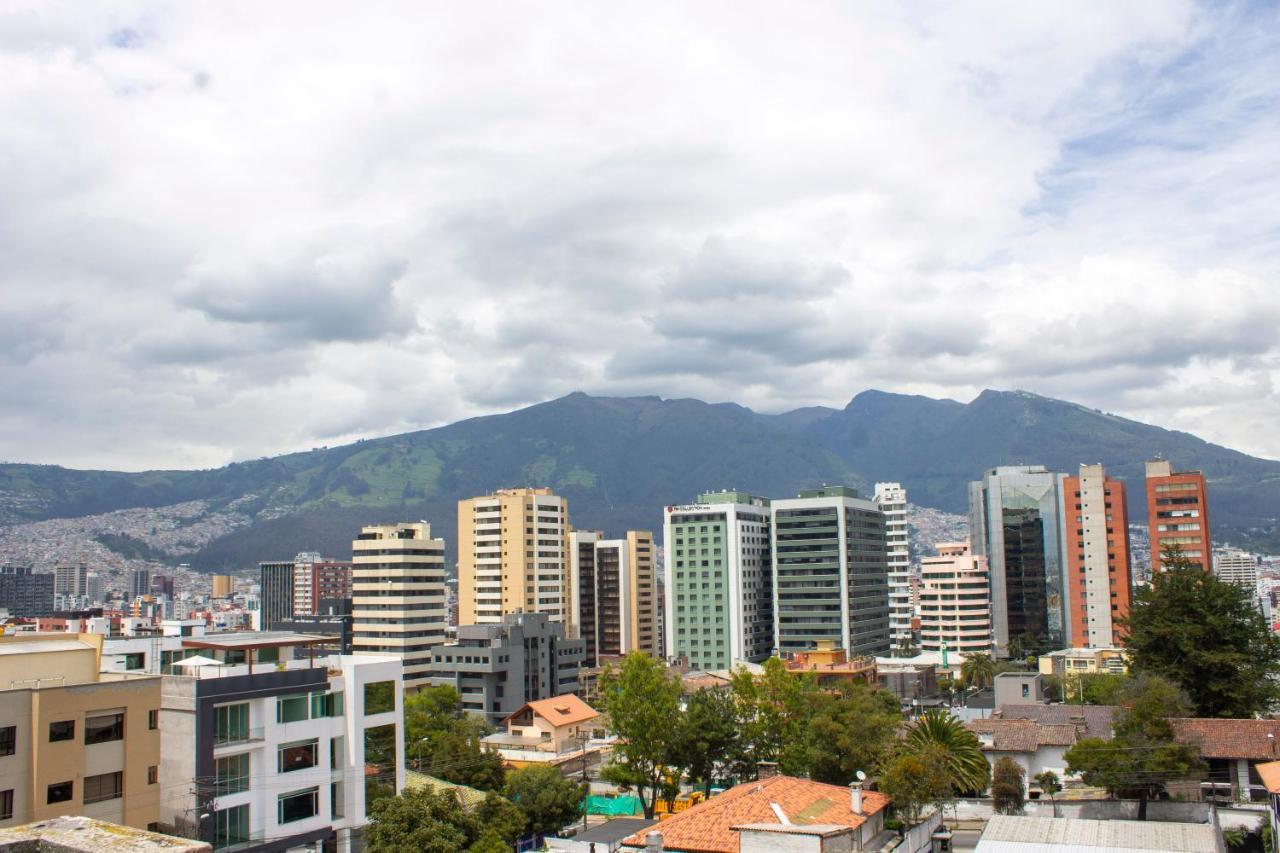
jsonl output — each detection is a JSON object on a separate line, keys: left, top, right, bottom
{"left": 457, "top": 488, "right": 571, "bottom": 630}
{"left": 0, "top": 634, "right": 162, "bottom": 831}
{"left": 210, "top": 575, "right": 233, "bottom": 598}
{"left": 1037, "top": 646, "right": 1129, "bottom": 677}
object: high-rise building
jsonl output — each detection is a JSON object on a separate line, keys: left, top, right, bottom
{"left": 258, "top": 561, "right": 295, "bottom": 627}
{"left": 85, "top": 573, "right": 105, "bottom": 605}
{"left": 968, "top": 466, "right": 1069, "bottom": 657}
{"left": 1215, "top": 547, "right": 1258, "bottom": 588}
{"left": 130, "top": 569, "right": 151, "bottom": 600}
{"left": 149, "top": 575, "right": 174, "bottom": 599}
{"left": 352, "top": 521, "right": 447, "bottom": 691}
{"left": 568, "top": 530, "right": 659, "bottom": 665}
{"left": 1062, "top": 463, "right": 1133, "bottom": 648}
{"left": 457, "top": 488, "right": 571, "bottom": 629}
{"left": 292, "top": 554, "right": 353, "bottom": 615}
{"left": 0, "top": 566, "right": 54, "bottom": 617}
{"left": 874, "top": 482, "right": 912, "bottom": 653}
{"left": 211, "top": 575, "right": 234, "bottom": 599}
{"left": 53, "top": 565, "right": 88, "bottom": 598}
{"left": 663, "top": 491, "right": 773, "bottom": 670}
{"left": 919, "top": 542, "right": 992, "bottom": 656}
{"left": 771, "top": 486, "right": 891, "bottom": 658}
{"left": 1145, "top": 459, "right": 1212, "bottom": 572}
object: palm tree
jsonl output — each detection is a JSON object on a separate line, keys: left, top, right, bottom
{"left": 960, "top": 653, "right": 996, "bottom": 691}
{"left": 1034, "top": 770, "right": 1061, "bottom": 817}
{"left": 904, "top": 709, "right": 991, "bottom": 795}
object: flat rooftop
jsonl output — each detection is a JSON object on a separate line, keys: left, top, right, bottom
{"left": 0, "top": 816, "right": 210, "bottom": 851}
{"left": 975, "top": 815, "right": 1219, "bottom": 853}
{"left": 0, "top": 638, "right": 94, "bottom": 656}
{"left": 181, "top": 631, "right": 337, "bottom": 650}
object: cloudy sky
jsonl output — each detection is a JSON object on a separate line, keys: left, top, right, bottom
{"left": 2, "top": 1, "right": 1279, "bottom": 471}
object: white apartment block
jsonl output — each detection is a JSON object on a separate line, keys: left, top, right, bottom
{"left": 874, "top": 482, "right": 912, "bottom": 652}
{"left": 919, "top": 541, "right": 993, "bottom": 655}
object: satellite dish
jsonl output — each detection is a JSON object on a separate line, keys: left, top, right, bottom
{"left": 856, "top": 770, "right": 867, "bottom": 781}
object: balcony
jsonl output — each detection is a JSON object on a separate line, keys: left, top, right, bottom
{"left": 213, "top": 727, "right": 267, "bottom": 750}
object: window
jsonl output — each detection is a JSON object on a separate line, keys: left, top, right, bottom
{"left": 148, "top": 766, "right": 158, "bottom": 785}
{"left": 214, "top": 804, "right": 249, "bottom": 850}
{"left": 278, "top": 740, "right": 318, "bottom": 773}
{"left": 47, "top": 781, "right": 73, "bottom": 804}
{"left": 311, "top": 691, "right": 343, "bottom": 719}
{"left": 278, "top": 787, "right": 319, "bottom": 824}
{"left": 0, "top": 726, "right": 14, "bottom": 756}
{"left": 214, "top": 703, "right": 249, "bottom": 745}
{"left": 331, "top": 781, "right": 344, "bottom": 818}
{"left": 277, "top": 694, "right": 309, "bottom": 724}
{"left": 85, "top": 713, "right": 124, "bottom": 745}
{"left": 363, "top": 681, "right": 394, "bottom": 715}
{"left": 49, "top": 720, "right": 75, "bottom": 742}
{"left": 123, "top": 652, "right": 145, "bottom": 670}
{"left": 83, "top": 771, "right": 123, "bottom": 804}
{"left": 215, "top": 753, "right": 249, "bottom": 795}
{"left": 0, "top": 789, "right": 12, "bottom": 821}
{"left": 148, "top": 709, "right": 159, "bottom": 730}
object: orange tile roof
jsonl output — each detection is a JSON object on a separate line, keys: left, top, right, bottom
{"left": 1170, "top": 718, "right": 1280, "bottom": 760}
{"left": 1256, "top": 760, "right": 1280, "bottom": 794}
{"left": 619, "top": 775, "right": 890, "bottom": 853}
{"left": 506, "top": 693, "right": 599, "bottom": 727}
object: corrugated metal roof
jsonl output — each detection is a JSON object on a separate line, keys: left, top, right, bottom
{"left": 975, "top": 815, "right": 1219, "bottom": 853}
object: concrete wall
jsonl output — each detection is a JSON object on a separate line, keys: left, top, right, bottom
{"left": 0, "top": 691, "right": 32, "bottom": 828}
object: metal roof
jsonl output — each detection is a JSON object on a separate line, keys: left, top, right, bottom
{"left": 975, "top": 815, "right": 1220, "bottom": 853}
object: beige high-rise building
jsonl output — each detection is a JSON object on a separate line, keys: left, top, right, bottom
{"left": 352, "top": 521, "right": 447, "bottom": 691}
{"left": 210, "top": 575, "right": 233, "bottom": 598}
{"left": 919, "top": 541, "right": 993, "bottom": 656}
{"left": 569, "top": 530, "right": 658, "bottom": 665}
{"left": 457, "top": 488, "right": 571, "bottom": 629}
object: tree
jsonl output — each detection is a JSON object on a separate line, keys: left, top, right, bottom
{"left": 1065, "top": 674, "right": 1205, "bottom": 819}
{"left": 804, "top": 681, "right": 902, "bottom": 785}
{"left": 880, "top": 743, "right": 955, "bottom": 827}
{"left": 430, "top": 731, "right": 506, "bottom": 791}
{"left": 903, "top": 709, "right": 990, "bottom": 795}
{"left": 467, "top": 831, "right": 512, "bottom": 853}
{"left": 991, "top": 757, "right": 1025, "bottom": 815}
{"left": 960, "top": 653, "right": 996, "bottom": 691}
{"left": 599, "top": 652, "right": 683, "bottom": 819}
{"left": 1034, "top": 771, "right": 1061, "bottom": 817}
{"left": 670, "top": 688, "right": 740, "bottom": 795}
{"left": 474, "top": 792, "right": 527, "bottom": 844}
{"left": 729, "top": 657, "right": 817, "bottom": 776}
{"left": 1123, "top": 546, "right": 1280, "bottom": 718}
{"left": 504, "top": 765, "right": 587, "bottom": 837}
{"left": 365, "top": 787, "right": 476, "bottom": 853}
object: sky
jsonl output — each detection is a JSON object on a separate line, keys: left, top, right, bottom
{"left": 2, "top": 1, "right": 1279, "bottom": 471}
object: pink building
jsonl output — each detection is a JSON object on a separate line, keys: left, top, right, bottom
{"left": 919, "top": 541, "right": 992, "bottom": 656}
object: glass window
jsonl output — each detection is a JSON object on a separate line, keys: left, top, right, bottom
{"left": 278, "top": 739, "right": 318, "bottom": 773}
{"left": 148, "top": 709, "right": 159, "bottom": 730}
{"left": 214, "top": 804, "right": 249, "bottom": 850}
{"left": 85, "top": 713, "right": 124, "bottom": 745}
{"left": 83, "top": 771, "right": 123, "bottom": 804}
{"left": 215, "top": 753, "right": 249, "bottom": 795}
{"left": 148, "top": 766, "right": 158, "bottom": 785}
{"left": 311, "top": 691, "right": 343, "bottom": 719}
{"left": 0, "top": 726, "right": 14, "bottom": 756}
{"left": 277, "top": 695, "right": 308, "bottom": 724}
{"left": 47, "top": 781, "right": 73, "bottom": 804}
{"left": 0, "top": 789, "right": 12, "bottom": 821}
{"left": 363, "top": 681, "right": 394, "bottom": 715}
{"left": 49, "top": 720, "right": 75, "bottom": 742}
{"left": 278, "top": 787, "right": 319, "bottom": 824}
{"left": 257, "top": 646, "right": 279, "bottom": 663}
{"left": 213, "top": 703, "right": 249, "bottom": 745}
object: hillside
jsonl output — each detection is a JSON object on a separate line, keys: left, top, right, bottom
{"left": 1, "top": 389, "right": 1277, "bottom": 569}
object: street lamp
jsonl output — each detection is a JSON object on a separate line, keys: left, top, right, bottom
{"left": 416, "top": 737, "right": 431, "bottom": 771}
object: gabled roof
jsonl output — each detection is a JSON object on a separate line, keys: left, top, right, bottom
{"left": 968, "top": 718, "right": 1081, "bottom": 752}
{"left": 619, "top": 775, "right": 889, "bottom": 853}
{"left": 1256, "top": 760, "right": 1280, "bottom": 794}
{"left": 995, "top": 704, "right": 1117, "bottom": 740}
{"left": 1170, "top": 718, "right": 1280, "bottom": 760}
{"left": 504, "top": 693, "right": 599, "bottom": 727}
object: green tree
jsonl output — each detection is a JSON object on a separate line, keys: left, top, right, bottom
{"left": 503, "top": 765, "right": 587, "bottom": 837}
{"left": 1123, "top": 546, "right": 1280, "bottom": 718}
{"left": 467, "top": 830, "right": 511, "bottom": 853}
{"left": 1034, "top": 770, "right": 1061, "bottom": 817}
{"left": 960, "top": 653, "right": 996, "bottom": 690}
{"left": 599, "top": 652, "right": 683, "bottom": 819}
{"left": 805, "top": 681, "right": 902, "bottom": 785}
{"left": 990, "top": 757, "right": 1025, "bottom": 815}
{"left": 365, "top": 787, "right": 474, "bottom": 853}
{"left": 405, "top": 685, "right": 490, "bottom": 769}
{"left": 880, "top": 743, "right": 955, "bottom": 827}
{"left": 430, "top": 731, "right": 506, "bottom": 791}
{"left": 904, "top": 709, "right": 990, "bottom": 795}
{"left": 1064, "top": 674, "right": 1205, "bottom": 819}
{"left": 671, "top": 688, "right": 740, "bottom": 795}
{"left": 474, "top": 791, "right": 527, "bottom": 844}
{"left": 729, "top": 658, "right": 818, "bottom": 776}
{"left": 1059, "top": 672, "right": 1132, "bottom": 706}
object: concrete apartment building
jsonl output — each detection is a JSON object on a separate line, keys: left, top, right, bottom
{"left": 1062, "top": 464, "right": 1133, "bottom": 648}
{"left": 0, "top": 633, "right": 161, "bottom": 832}
{"left": 918, "top": 541, "right": 992, "bottom": 656}
{"left": 568, "top": 530, "right": 659, "bottom": 664}
{"left": 427, "top": 612, "right": 584, "bottom": 725}
{"left": 131, "top": 631, "right": 405, "bottom": 852}
{"left": 663, "top": 491, "right": 774, "bottom": 670}
{"left": 873, "top": 482, "right": 913, "bottom": 654}
{"left": 52, "top": 565, "right": 88, "bottom": 599}
{"left": 969, "top": 466, "right": 1070, "bottom": 657}
{"left": 292, "top": 553, "right": 353, "bottom": 616}
{"left": 457, "top": 488, "right": 571, "bottom": 630}
{"left": 352, "top": 522, "right": 447, "bottom": 691}
{"left": 771, "top": 486, "right": 891, "bottom": 658}
{"left": 1145, "top": 459, "right": 1212, "bottom": 572}
{"left": 0, "top": 567, "right": 53, "bottom": 618}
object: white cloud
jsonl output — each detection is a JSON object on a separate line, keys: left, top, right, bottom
{"left": 2, "top": 0, "right": 1279, "bottom": 469}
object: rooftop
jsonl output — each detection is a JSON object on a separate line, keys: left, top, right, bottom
{"left": 994, "top": 704, "right": 1117, "bottom": 740}
{"left": 0, "top": 638, "right": 94, "bottom": 656}
{"left": 974, "top": 814, "right": 1219, "bottom": 853}
{"left": 968, "top": 718, "right": 1082, "bottom": 752}
{"left": 0, "top": 816, "right": 211, "bottom": 852}
{"left": 180, "top": 631, "right": 337, "bottom": 651}
{"left": 1170, "top": 717, "right": 1280, "bottom": 760}
{"left": 506, "top": 693, "right": 599, "bottom": 727}
{"left": 568, "top": 818, "right": 657, "bottom": 844}
{"left": 1256, "top": 760, "right": 1280, "bottom": 794}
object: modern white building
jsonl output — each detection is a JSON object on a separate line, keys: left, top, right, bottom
{"left": 663, "top": 491, "right": 773, "bottom": 670}
{"left": 1216, "top": 547, "right": 1259, "bottom": 588}
{"left": 874, "top": 482, "right": 913, "bottom": 654}
{"left": 918, "top": 541, "right": 992, "bottom": 656}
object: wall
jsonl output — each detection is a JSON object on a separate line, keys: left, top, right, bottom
{"left": 0, "top": 691, "right": 32, "bottom": 828}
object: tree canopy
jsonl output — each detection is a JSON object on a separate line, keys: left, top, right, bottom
{"left": 503, "top": 765, "right": 588, "bottom": 837}
{"left": 904, "top": 709, "right": 990, "bottom": 795}
{"left": 599, "top": 652, "right": 684, "bottom": 819}
{"left": 991, "top": 757, "right": 1025, "bottom": 815}
{"left": 365, "top": 787, "right": 524, "bottom": 853}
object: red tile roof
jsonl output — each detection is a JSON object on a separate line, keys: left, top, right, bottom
{"left": 504, "top": 693, "right": 599, "bottom": 728}
{"left": 1170, "top": 718, "right": 1280, "bottom": 760}
{"left": 1256, "top": 760, "right": 1280, "bottom": 794}
{"left": 968, "top": 718, "right": 1081, "bottom": 752}
{"left": 619, "top": 775, "right": 889, "bottom": 853}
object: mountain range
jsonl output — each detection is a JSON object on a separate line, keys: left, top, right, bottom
{"left": 2, "top": 388, "right": 1278, "bottom": 570}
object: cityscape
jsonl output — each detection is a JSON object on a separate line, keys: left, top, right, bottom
{"left": 2, "top": 3, "right": 1279, "bottom": 853}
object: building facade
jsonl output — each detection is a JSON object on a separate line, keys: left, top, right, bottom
{"left": 1062, "top": 464, "right": 1132, "bottom": 649}
{"left": 292, "top": 555, "right": 353, "bottom": 616}
{"left": 663, "top": 491, "right": 773, "bottom": 670}
{"left": 53, "top": 565, "right": 88, "bottom": 599}
{"left": 968, "top": 466, "right": 1069, "bottom": 657}
{"left": 874, "top": 482, "right": 913, "bottom": 654}
{"left": 257, "top": 561, "right": 295, "bottom": 628}
{"left": 918, "top": 541, "right": 992, "bottom": 656}
{"left": 1145, "top": 459, "right": 1212, "bottom": 572}
{"left": 351, "top": 522, "right": 447, "bottom": 692}
{"left": 130, "top": 570, "right": 152, "bottom": 600}
{"left": 211, "top": 576, "right": 233, "bottom": 599}
{"left": 771, "top": 486, "right": 891, "bottom": 658}
{"left": 457, "top": 488, "right": 571, "bottom": 629}
{"left": 0, "top": 567, "right": 54, "bottom": 617}
{"left": 1215, "top": 547, "right": 1258, "bottom": 588}
{"left": 427, "top": 612, "right": 584, "bottom": 725}
{"left": 568, "top": 530, "right": 659, "bottom": 665}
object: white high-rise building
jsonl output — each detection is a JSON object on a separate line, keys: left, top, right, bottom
{"left": 875, "top": 482, "right": 912, "bottom": 653}
{"left": 919, "top": 541, "right": 992, "bottom": 655}
{"left": 1215, "top": 547, "right": 1258, "bottom": 588}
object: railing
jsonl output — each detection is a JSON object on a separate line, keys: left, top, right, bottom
{"left": 213, "top": 728, "right": 266, "bottom": 748}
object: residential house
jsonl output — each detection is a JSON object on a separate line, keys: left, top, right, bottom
{"left": 481, "top": 694, "right": 603, "bottom": 769}
{"left": 783, "top": 641, "right": 878, "bottom": 687}
{"left": 1169, "top": 718, "right": 1280, "bottom": 803}
{"left": 1037, "top": 648, "right": 1128, "bottom": 678}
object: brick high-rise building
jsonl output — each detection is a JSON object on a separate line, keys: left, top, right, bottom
{"left": 568, "top": 529, "right": 658, "bottom": 665}
{"left": 1145, "top": 459, "right": 1211, "bottom": 573}
{"left": 1063, "top": 464, "right": 1132, "bottom": 648}
{"left": 291, "top": 553, "right": 353, "bottom": 615}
